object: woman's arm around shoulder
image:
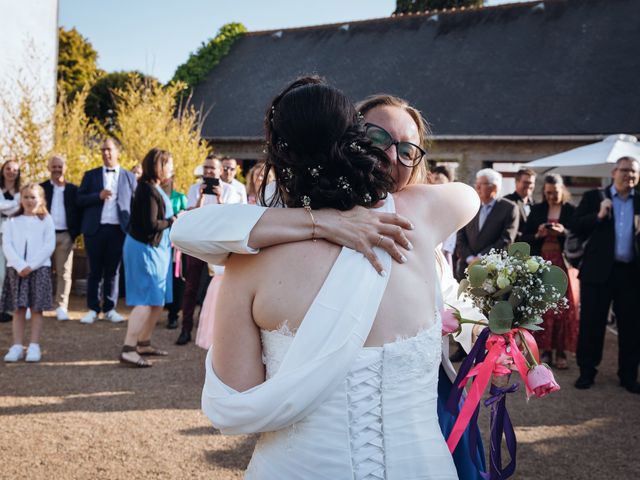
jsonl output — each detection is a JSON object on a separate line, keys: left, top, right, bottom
{"left": 211, "top": 253, "right": 265, "bottom": 392}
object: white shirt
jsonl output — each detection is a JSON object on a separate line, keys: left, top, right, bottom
{"left": 2, "top": 215, "right": 56, "bottom": 271}
{"left": 229, "top": 178, "right": 248, "bottom": 204}
{"left": 50, "top": 182, "right": 68, "bottom": 230}
{"left": 100, "top": 165, "right": 120, "bottom": 225}
{"left": 0, "top": 190, "right": 20, "bottom": 221}
{"left": 186, "top": 180, "right": 238, "bottom": 209}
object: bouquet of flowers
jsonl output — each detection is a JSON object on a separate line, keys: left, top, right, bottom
{"left": 446, "top": 242, "right": 568, "bottom": 479}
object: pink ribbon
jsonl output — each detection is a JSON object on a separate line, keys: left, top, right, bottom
{"left": 446, "top": 328, "right": 538, "bottom": 453}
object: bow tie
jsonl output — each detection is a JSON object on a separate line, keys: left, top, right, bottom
{"left": 105, "top": 168, "right": 116, "bottom": 173}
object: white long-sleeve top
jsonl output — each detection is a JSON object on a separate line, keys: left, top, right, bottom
{"left": 0, "top": 190, "right": 20, "bottom": 220}
{"left": 2, "top": 215, "right": 56, "bottom": 272}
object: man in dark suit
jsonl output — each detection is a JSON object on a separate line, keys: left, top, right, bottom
{"left": 503, "top": 168, "right": 536, "bottom": 241}
{"left": 456, "top": 168, "right": 519, "bottom": 280}
{"left": 572, "top": 156, "right": 640, "bottom": 393}
{"left": 40, "top": 154, "right": 81, "bottom": 321}
{"left": 77, "top": 138, "right": 136, "bottom": 324}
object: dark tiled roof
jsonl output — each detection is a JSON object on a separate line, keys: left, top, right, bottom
{"left": 190, "top": 0, "right": 640, "bottom": 140}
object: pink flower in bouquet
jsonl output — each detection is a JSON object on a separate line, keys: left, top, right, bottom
{"left": 527, "top": 365, "right": 560, "bottom": 398}
{"left": 441, "top": 308, "right": 459, "bottom": 336}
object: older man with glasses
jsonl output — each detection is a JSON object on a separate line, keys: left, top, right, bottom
{"left": 572, "top": 156, "right": 640, "bottom": 393}
{"left": 455, "top": 168, "right": 519, "bottom": 281}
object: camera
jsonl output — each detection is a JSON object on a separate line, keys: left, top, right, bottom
{"left": 544, "top": 223, "right": 554, "bottom": 229}
{"left": 203, "top": 177, "right": 220, "bottom": 195}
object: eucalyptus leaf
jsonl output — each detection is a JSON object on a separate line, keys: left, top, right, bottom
{"left": 457, "top": 278, "right": 470, "bottom": 299}
{"left": 468, "top": 264, "right": 488, "bottom": 288}
{"left": 508, "top": 242, "right": 531, "bottom": 258}
{"left": 508, "top": 289, "right": 524, "bottom": 308}
{"left": 541, "top": 265, "right": 569, "bottom": 298}
{"left": 521, "top": 324, "right": 544, "bottom": 331}
{"left": 488, "top": 301, "right": 514, "bottom": 334}
{"left": 492, "top": 285, "right": 513, "bottom": 299}
{"left": 519, "top": 316, "right": 543, "bottom": 326}
{"left": 469, "top": 287, "right": 490, "bottom": 297}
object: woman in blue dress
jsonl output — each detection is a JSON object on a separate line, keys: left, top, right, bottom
{"left": 120, "top": 148, "right": 176, "bottom": 367}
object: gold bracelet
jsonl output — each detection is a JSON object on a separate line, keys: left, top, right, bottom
{"left": 303, "top": 206, "right": 317, "bottom": 242}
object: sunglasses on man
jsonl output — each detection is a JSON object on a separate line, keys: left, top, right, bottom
{"left": 364, "top": 123, "right": 426, "bottom": 167}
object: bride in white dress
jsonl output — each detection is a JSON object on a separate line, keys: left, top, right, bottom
{"left": 174, "top": 77, "right": 478, "bottom": 479}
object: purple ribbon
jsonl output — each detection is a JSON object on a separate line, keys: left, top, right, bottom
{"left": 446, "top": 328, "right": 520, "bottom": 480}
{"left": 446, "top": 327, "right": 490, "bottom": 477}
{"left": 484, "top": 383, "right": 519, "bottom": 480}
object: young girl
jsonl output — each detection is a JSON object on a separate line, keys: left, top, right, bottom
{"left": 2, "top": 183, "right": 56, "bottom": 362}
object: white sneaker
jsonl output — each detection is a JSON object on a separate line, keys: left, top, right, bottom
{"left": 80, "top": 310, "right": 99, "bottom": 324}
{"left": 103, "top": 309, "right": 125, "bottom": 323}
{"left": 25, "top": 343, "right": 41, "bottom": 362}
{"left": 56, "top": 307, "right": 70, "bottom": 321}
{"left": 25, "top": 308, "right": 31, "bottom": 320}
{"left": 4, "top": 344, "right": 24, "bottom": 362}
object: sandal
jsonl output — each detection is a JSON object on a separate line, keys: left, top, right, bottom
{"left": 120, "top": 345, "right": 152, "bottom": 368}
{"left": 136, "top": 340, "right": 168, "bottom": 356}
{"left": 540, "top": 351, "right": 553, "bottom": 366}
{"left": 555, "top": 352, "right": 569, "bottom": 370}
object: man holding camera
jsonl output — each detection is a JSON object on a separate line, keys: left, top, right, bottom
{"left": 177, "top": 155, "right": 236, "bottom": 345}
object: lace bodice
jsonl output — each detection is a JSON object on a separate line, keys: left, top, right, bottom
{"left": 249, "top": 313, "right": 455, "bottom": 480}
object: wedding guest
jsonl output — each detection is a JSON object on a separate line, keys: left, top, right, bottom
{"left": 456, "top": 168, "right": 519, "bottom": 280}
{"left": 131, "top": 163, "right": 143, "bottom": 181}
{"left": 2, "top": 184, "right": 55, "bottom": 363}
{"left": 0, "top": 159, "right": 21, "bottom": 323}
{"left": 40, "top": 154, "right": 81, "bottom": 321}
{"left": 504, "top": 168, "right": 536, "bottom": 240}
{"left": 163, "top": 176, "right": 188, "bottom": 330}
{"left": 428, "top": 166, "right": 457, "bottom": 267}
{"left": 120, "top": 148, "right": 176, "bottom": 368}
{"left": 77, "top": 138, "right": 136, "bottom": 324}
{"left": 246, "top": 162, "right": 275, "bottom": 205}
{"left": 220, "top": 157, "right": 247, "bottom": 204}
{"left": 177, "top": 155, "right": 234, "bottom": 346}
{"left": 572, "top": 156, "right": 640, "bottom": 393}
{"left": 522, "top": 174, "right": 578, "bottom": 369}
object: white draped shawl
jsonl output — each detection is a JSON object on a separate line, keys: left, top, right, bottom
{"left": 201, "top": 199, "right": 395, "bottom": 435}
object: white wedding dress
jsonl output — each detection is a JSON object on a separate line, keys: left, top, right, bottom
{"left": 200, "top": 196, "right": 458, "bottom": 479}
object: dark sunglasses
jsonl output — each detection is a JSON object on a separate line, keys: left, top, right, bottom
{"left": 364, "top": 123, "right": 426, "bottom": 167}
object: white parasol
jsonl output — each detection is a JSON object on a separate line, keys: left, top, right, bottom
{"left": 525, "top": 134, "right": 640, "bottom": 178}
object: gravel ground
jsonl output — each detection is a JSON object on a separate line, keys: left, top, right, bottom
{"left": 1, "top": 295, "right": 638, "bottom": 479}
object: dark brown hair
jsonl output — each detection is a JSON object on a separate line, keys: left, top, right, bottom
{"left": 0, "top": 159, "right": 21, "bottom": 193}
{"left": 260, "top": 76, "right": 394, "bottom": 210}
{"left": 140, "top": 148, "right": 172, "bottom": 184}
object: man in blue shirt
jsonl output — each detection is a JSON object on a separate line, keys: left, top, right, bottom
{"left": 572, "top": 156, "right": 640, "bottom": 393}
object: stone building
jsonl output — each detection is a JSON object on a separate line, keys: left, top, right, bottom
{"left": 189, "top": 0, "right": 640, "bottom": 192}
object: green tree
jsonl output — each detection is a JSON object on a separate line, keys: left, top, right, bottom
{"left": 57, "top": 27, "right": 100, "bottom": 98}
{"left": 84, "top": 71, "right": 158, "bottom": 129}
{"left": 395, "top": 0, "right": 483, "bottom": 14}
{"left": 172, "top": 22, "right": 247, "bottom": 90}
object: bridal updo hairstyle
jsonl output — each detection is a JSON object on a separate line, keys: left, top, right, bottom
{"left": 260, "top": 76, "right": 394, "bottom": 210}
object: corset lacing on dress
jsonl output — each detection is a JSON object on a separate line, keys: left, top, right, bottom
{"left": 347, "top": 356, "right": 385, "bottom": 480}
